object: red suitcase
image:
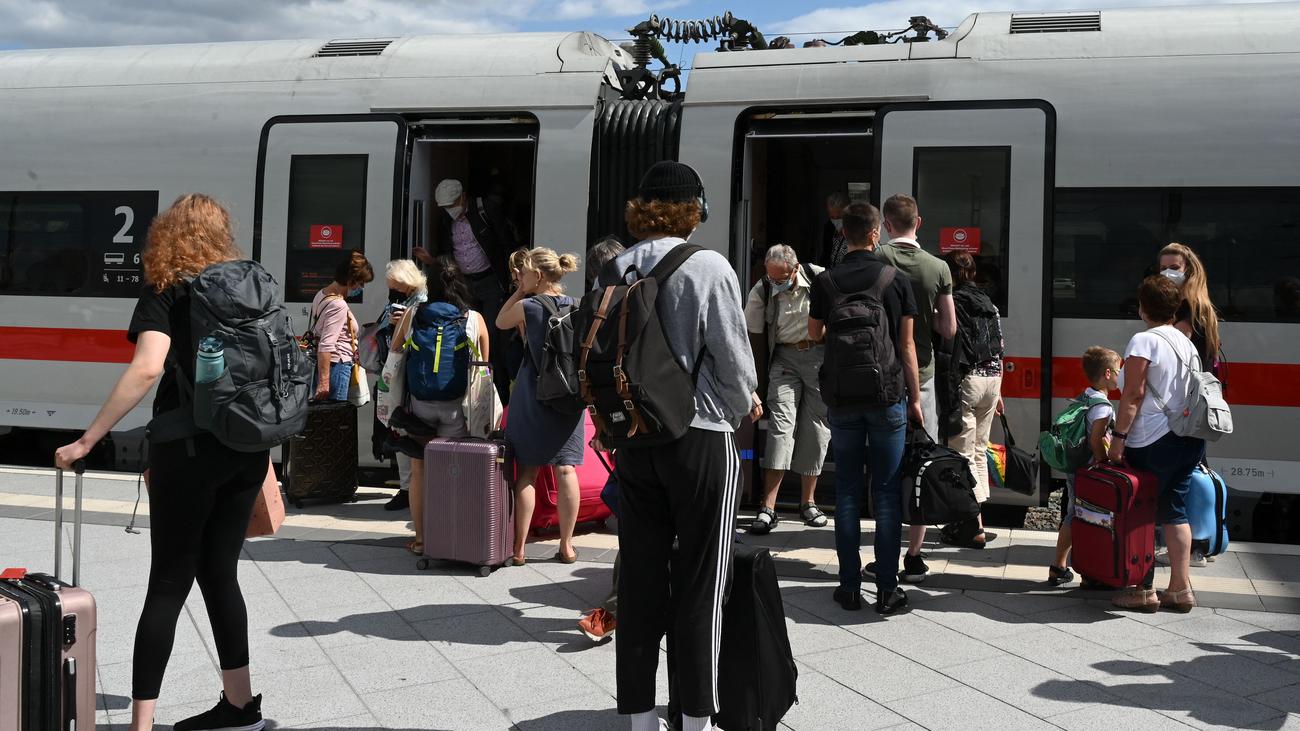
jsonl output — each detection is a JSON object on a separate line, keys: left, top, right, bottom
{"left": 1071, "top": 463, "right": 1158, "bottom": 588}
{"left": 528, "top": 413, "right": 613, "bottom": 533}
{"left": 0, "top": 464, "right": 98, "bottom": 731}
{"left": 419, "top": 439, "right": 515, "bottom": 577}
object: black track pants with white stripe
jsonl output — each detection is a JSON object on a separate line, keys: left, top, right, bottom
{"left": 615, "top": 428, "right": 740, "bottom": 717}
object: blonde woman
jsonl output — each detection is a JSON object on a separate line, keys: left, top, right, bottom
{"left": 381, "top": 259, "right": 428, "bottom": 512}
{"left": 1157, "top": 243, "right": 1222, "bottom": 370}
{"left": 54, "top": 195, "right": 268, "bottom": 731}
{"left": 496, "top": 247, "right": 585, "bottom": 565}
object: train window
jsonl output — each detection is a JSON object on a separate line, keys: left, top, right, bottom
{"left": 1053, "top": 188, "right": 1300, "bottom": 322}
{"left": 913, "top": 147, "right": 1011, "bottom": 312}
{"left": 0, "top": 191, "right": 156, "bottom": 298}
{"left": 284, "top": 155, "right": 368, "bottom": 302}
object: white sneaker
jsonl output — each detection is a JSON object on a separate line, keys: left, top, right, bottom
{"left": 1154, "top": 547, "right": 1207, "bottom": 567}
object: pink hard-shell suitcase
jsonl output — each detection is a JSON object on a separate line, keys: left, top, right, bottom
{"left": 529, "top": 413, "right": 613, "bottom": 532}
{"left": 419, "top": 439, "right": 515, "bottom": 577}
{"left": 0, "top": 463, "right": 98, "bottom": 731}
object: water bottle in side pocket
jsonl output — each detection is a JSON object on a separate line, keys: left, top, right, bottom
{"left": 196, "top": 336, "right": 226, "bottom": 384}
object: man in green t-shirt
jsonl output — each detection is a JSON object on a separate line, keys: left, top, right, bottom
{"left": 875, "top": 193, "right": 957, "bottom": 582}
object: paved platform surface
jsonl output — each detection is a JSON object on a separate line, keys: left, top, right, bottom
{"left": 1, "top": 465, "right": 1298, "bottom": 730}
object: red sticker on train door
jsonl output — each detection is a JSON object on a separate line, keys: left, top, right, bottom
{"left": 309, "top": 225, "right": 343, "bottom": 248}
{"left": 939, "top": 227, "right": 981, "bottom": 254}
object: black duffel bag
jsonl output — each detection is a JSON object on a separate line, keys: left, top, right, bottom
{"left": 900, "top": 428, "right": 981, "bottom": 526}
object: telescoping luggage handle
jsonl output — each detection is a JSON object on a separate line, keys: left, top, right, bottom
{"left": 54, "top": 460, "right": 86, "bottom": 587}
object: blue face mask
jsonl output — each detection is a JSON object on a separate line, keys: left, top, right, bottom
{"left": 348, "top": 287, "right": 364, "bottom": 299}
{"left": 771, "top": 280, "right": 794, "bottom": 294}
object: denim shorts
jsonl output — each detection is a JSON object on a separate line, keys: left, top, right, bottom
{"left": 1124, "top": 431, "right": 1206, "bottom": 525}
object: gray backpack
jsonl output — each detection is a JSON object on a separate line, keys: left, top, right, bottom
{"left": 1149, "top": 328, "right": 1233, "bottom": 442}
{"left": 150, "top": 261, "right": 313, "bottom": 451}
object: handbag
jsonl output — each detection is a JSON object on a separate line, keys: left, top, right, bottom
{"left": 246, "top": 459, "right": 286, "bottom": 538}
{"left": 988, "top": 412, "right": 1038, "bottom": 495}
{"left": 376, "top": 308, "right": 414, "bottom": 427}
{"left": 357, "top": 320, "right": 386, "bottom": 374}
{"left": 345, "top": 315, "right": 371, "bottom": 407}
{"left": 462, "top": 357, "right": 503, "bottom": 439}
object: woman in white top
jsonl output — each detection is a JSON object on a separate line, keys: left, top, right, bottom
{"left": 1107, "top": 275, "right": 1207, "bottom": 613}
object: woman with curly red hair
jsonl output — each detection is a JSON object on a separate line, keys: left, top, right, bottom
{"left": 55, "top": 194, "right": 270, "bottom": 731}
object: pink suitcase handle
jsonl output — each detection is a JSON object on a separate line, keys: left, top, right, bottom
{"left": 54, "top": 460, "right": 86, "bottom": 587}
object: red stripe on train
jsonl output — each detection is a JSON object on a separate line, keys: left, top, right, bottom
{"left": 1002, "top": 356, "right": 1300, "bottom": 408}
{"left": 0, "top": 327, "right": 134, "bottom": 364}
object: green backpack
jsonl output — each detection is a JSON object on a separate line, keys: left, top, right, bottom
{"left": 1038, "top": 393, "right": 1111, "bottom": 472}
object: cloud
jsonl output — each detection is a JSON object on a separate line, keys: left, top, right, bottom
{"left": 555, "top": 0, "right": 688, "bottom": 21}
{"left": 774, "top": 0, "right": 1261, "bottom": 37}
{"left": 0, "top": 0, "right": 552, "bottom": 49}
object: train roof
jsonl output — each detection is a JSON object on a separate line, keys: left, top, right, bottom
{"left": 0, "top": 31, "right": 630, "bottom": 90}
{"left": 692, "top": 1, "right": 1300, "bottom": 69}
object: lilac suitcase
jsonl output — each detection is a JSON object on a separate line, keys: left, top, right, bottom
{"left": 1, "top": 464, "right": 98, "bottom": 731}
{"left": 419, "top": 439, "right": 514, "bottom": 576}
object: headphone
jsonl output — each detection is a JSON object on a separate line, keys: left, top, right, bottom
{"left": 684, "top": 163, "right": 710, "bottom": 223}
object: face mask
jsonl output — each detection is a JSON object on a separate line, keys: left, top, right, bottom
{"left": 769, "top": 278, "right": 794, "bottom": 294}
{"left": 348, "top": 287, "right": 364, "bottom": 299}
{"left": 830, "top": 218, "right": 844, "bottom": 232}
{"left": 1161, "top": 268, "right": 1187, "bottom": 287}
{"left": 445, "top": 205, "right": 465, "bottom": 220}
{"left": 388, "top": 288, "right": 406, "bottom": 304}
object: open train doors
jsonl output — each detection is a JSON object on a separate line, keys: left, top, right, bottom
{"left": 875, "top": 102, "right": 1054, "bottom": 505}
{"left": 254, "top": 114, "right": 409, "bottom": 316}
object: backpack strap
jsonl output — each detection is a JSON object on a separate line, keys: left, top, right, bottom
{"left": 614, "top": 283, "right": 652, "bottom": 438}
{"left": 645, "top": 244, "right": 704, "bottom": 284}
{"left": 578, "top": 285, "right": 618, "bottom": 437}
{"left": 867, "top": 266, "right": 897, "bottom": 300}
{"left": 1146, "top": 327, "right": 1201, "bottom": 417}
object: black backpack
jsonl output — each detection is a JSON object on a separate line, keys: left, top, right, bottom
{"left": 900, "top": 429, "right": 981, "bottom": 526}
{"left": 571, "top": 243, "right": 703, "bottom": 448}
{"left": 533, "top": 295, "right": 584, "bottom": 414}
{"left": 817, "top": 266, "right": 905, "bottom": 409}
{"left": 150, "top": 260, "right": 313, "bottom": 451}
{"left": 953, "top": 285, "right": 1002, "bottom": 371}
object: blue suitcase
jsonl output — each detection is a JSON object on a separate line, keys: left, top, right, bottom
{"left": 1187, "top": 463, "right": 1229, "bottom": 557}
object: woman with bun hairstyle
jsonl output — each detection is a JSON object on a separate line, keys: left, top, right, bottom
{"left": 496, "top": 247, "right": 585, "bottom": 565}
{"left": 311, "top": 250, "right": 374, "bottom": 401}
{"left": 1157, "top": 243, "right": 1221, "bottom": 370}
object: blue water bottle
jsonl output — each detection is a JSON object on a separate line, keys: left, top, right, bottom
{"left": 195, "top": 336, "right": 226, "bottom": 384}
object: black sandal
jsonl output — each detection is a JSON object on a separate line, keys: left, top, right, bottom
{"left": 800, "top": 503, "right": 828, "bottom": 528}
{"left": 748, "top": 507, "right": 778, "bottom": 535}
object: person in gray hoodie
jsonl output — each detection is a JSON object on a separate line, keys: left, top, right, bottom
{"left": 610, "top": 162, "right": 759, "bottom": 731}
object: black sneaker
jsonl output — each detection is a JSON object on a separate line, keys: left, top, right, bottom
{"left": 174, "top": 693, "right": 264, "bottom": 731}
{"left": 1048, "top": 565, "right": 1075, "bottom": 586}
{"left": 861, "top": 562, "right": 878, "bottom": 581}
{"left": 833, "top": 586, "right": 862, "bottom": 611}
{"left": 875, "top": 587, "right": 910, "bottom": 615}
{"left": 384, "top": 490, "right": 410, "bottom": 511}
{"left": 901, "top": 554, "right": 929, "bottom": 584}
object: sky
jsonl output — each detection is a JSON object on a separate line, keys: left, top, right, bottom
{"left": 0, "top": 0, "right": 1261, "bottom": 58}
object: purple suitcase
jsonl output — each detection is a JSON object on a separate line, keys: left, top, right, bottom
{"left": 1, "top": 464, "right": 98, "bottom": 731}
{"left": 419, "top": 439, "right": 514, "bottom": 577}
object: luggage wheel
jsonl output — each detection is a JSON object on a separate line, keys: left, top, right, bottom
{"left": 478, "top": 565, "right": 492, "bottom": 578}
{"left": 416, "top": 558, "right": 432, "bottom": 571}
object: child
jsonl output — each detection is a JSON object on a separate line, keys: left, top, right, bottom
{"left": 1049, "top": 346, "right": 1120, "bottom": 586}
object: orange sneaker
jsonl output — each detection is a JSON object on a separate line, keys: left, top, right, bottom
{"left": 578, "top": 608, "right": 617, "bottom": 642}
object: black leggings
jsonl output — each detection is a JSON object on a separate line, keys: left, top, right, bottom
{"left": 132, "top": 436, "right": 268, "bottom": 700}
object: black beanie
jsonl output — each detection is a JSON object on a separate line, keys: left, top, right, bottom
{"left": 637, "top": 161, "right": 703, "bottom": 203}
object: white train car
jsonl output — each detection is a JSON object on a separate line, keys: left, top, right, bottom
{"left": 1, "top": 3, "right": 1297, "bottom": 536}
{"left": 677, "top": 2, "right": 1300, "bottom": 532}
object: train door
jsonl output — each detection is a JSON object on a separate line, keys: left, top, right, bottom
{"left": 254, "top": 114, "right": 409, "bottom": 313}
{"left": 875, "top": 102, "right": 1053, "bottom": 505}
{"left": 736, "top": 112, "right": 874, "bottom": 507}
{"left": 406, "top": 118, "right": 538, "bottom": 259}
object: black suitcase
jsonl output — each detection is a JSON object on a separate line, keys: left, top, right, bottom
{"left": 900, "top": 428, "right": 981, "bottom": 526}
{"left": 282, "top": 401, "right": 358, "bottom": 507}
{"left": 668, "top": 544, "right": 799, "bottom": 730}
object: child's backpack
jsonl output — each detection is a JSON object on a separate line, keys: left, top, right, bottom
{"left": 151, "top": 260, "right": 313, "bottom": 452}
{"left": 570, "top": 243, "right": 703, "bottom": 448}
{"left": 405, "top": 302, "right": 470, "bottom": 402}
{"left": 533, "top": 295, "right": 584, "bottom": 414}
{"left": 953, "top": 286, "right": 1003, "bottom": 371}
{"left": 1038, "top": 392, "right": 1111, "bottom": 472}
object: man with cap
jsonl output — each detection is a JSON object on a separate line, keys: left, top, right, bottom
{"left": 608, "top": 161, "right": 759, "bottom": 731}
{"left": 413, "top": 178, "right": 517, "bottom": 396}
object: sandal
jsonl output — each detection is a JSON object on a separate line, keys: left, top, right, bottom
{"left": 1111, "top": 587, "right": 1159, "bottom": 613}
{"left": 800, "top": 503, "right": 828, "bottom": 528}
{"left": 406, "top": 539, "right": 424, "bottom": 556}
{"left": 555, "top": 550, "right": 579, "bottom": 564}
{"left": 747, "top": 507, "right": 778, "bottom": 535}
{"left": 1047, "top": 565, "right": 1075, "bottom": 586}
{"left": 1158, "top": 587, "right": 1197, "bottom": 613}
{"left": 509, "top": 555, "right": 526, "bottom": 567}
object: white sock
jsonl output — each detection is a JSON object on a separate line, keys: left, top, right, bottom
{"left": 681, "top": 714, "right": 714, "bottom": 731}
{"left": 630, "top": 711, "right": 661, "bottom": 731}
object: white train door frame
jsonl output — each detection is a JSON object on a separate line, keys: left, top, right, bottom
{"left": 253, "top": 114, "right": 410, "bottom": 313}
{"left": 875, "top": 101, "right": 1056, "bottom": 503}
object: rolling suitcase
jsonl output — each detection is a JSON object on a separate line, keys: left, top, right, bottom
{"left": 1188, "top": 462, "right": 1230, "bottom": 557}
{"left": 419, "top": 438, "right": 514, "bottom": 576}
{"left": 0, "top": 463, "right": 98, "bottom": 731}
{"left": 282, "top": 401, "right": 358, "bottom": 507}
{"left": 528, "top": 413, "right": 612, "bottom": 532}
{"left": 1071, "top": 463, "right": 1158, "bottom": 588}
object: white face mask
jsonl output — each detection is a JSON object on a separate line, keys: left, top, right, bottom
{"left": 445, "top": 205, "right": 465, "bottom": 220}
{"left": 1161, "top": 268, "right": 1187, "bottom": 287}
{"left": 830, "top": 218, "right": 844, "bottom": 231}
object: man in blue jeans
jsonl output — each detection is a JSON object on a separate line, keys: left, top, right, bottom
{"left": 808, "top": 202, "right": 923, "bottom": 614}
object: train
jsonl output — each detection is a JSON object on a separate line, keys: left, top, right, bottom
{"left": 1, "top": 3, "right": 1297, "bottom": 539}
